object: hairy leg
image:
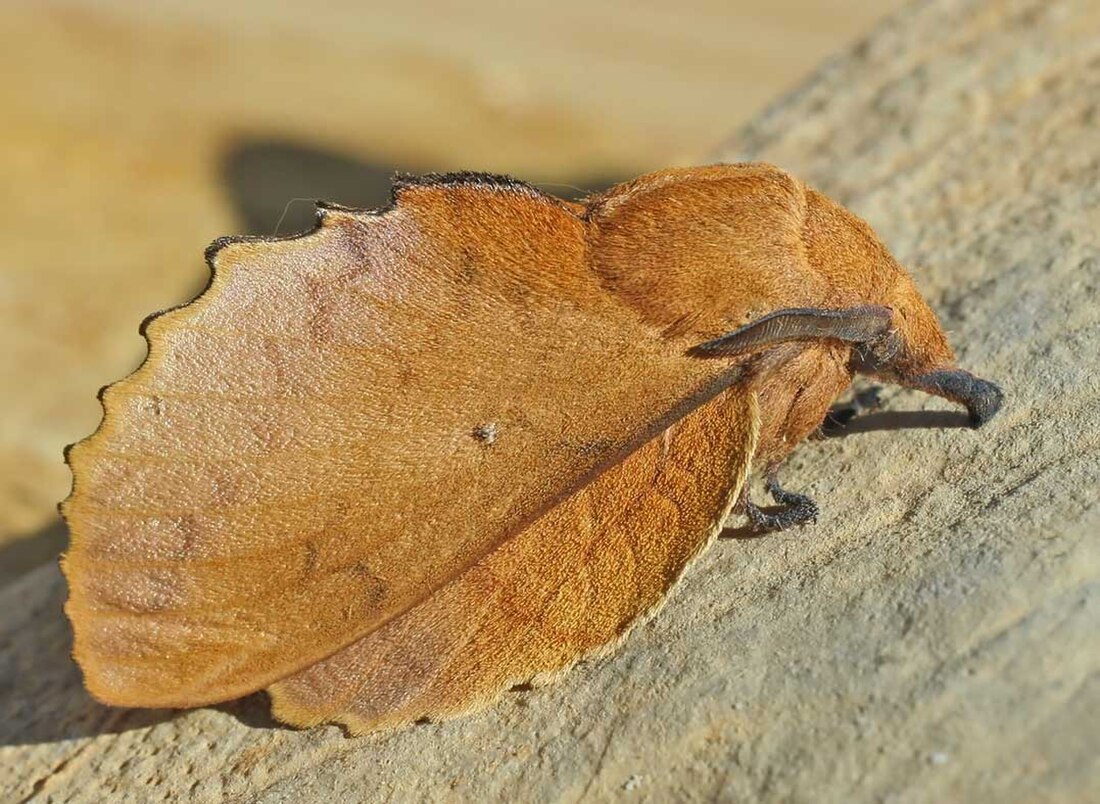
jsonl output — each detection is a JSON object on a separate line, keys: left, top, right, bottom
{"left": 906, "top": 369, "right": 1003, "bottom": 427}
{"left": 744, "top": 344, "right": 852, "bottom": 532}
{"left": 820, "top": 385, "right": 883, "bottom": 434}
{"left": 743, "top": 467, "right": 819, "bottom": 532}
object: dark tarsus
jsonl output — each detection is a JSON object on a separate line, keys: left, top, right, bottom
{"left": 744, "top": 471, "right": 821, "bottom": 532}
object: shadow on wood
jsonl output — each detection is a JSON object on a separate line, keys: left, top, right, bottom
{"left": 219, "top": 139, "right": 626, "bottom": 236}
{"left": 822, "top": 408, "right": 972, "bottom": 437}
{"left": 0, "top": 518, "right": 68, "bottom": 590}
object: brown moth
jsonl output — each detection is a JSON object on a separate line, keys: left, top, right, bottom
{"left": 61, "top": 163, "right": 1003, "bottom": 734}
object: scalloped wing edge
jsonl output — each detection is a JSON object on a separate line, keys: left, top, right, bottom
{"left": 60, "top": 170, "right": 570, "bottom": 503}
{"left": 58, "top": 171, "right": 577, "bottom": 706}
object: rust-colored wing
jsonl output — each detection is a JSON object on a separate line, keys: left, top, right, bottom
{"left": 61, "top": 174, "right": 746, "bottom": 709}
{"left": 268, "top": 387, "right": 757, "bottom": 734}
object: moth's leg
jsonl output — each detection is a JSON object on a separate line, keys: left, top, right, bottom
{"left": 903, "top": 369, "right": 1004, "bottom": 427}
{"left": 821, "top": 385, "right": 884, "bottom": 433}
{"left": 765, "top": 467, "right": 819, "bottom": 527}
{"left": 741, "top": 344, "right": 851, "bottom": 532}
{"left": 845, "top": 317, "right": 1003, "bottom": 428}
{"left": 744, "top": 499, "right": 787, "bottom": 532}
{"left": 737, "top": 480, "right": 778, "bottom": 531}
{"left": 744, "top": 466, "right": 819, "bottom": 532}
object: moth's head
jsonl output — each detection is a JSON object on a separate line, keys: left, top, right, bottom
{"left": 862, "top": 272, "right": 956, "bottom": 379}
{"left": 860, "top": 272, "right": 1003, "bottom": 427}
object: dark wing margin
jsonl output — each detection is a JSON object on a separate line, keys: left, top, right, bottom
{"left": 690, "top": 305, "right": 893, "bottom": 358}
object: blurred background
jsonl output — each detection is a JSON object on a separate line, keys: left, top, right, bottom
{"left": 0, "top": 0, "right": 905, "bottom": 587}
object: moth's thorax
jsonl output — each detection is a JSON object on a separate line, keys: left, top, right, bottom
{"left": 586, "top": 163, "right": 830, "bottom": 341}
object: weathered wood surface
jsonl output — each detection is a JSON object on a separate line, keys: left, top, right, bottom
{"left": 3, "top": 0, "right": 1099, "bottom": 800}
